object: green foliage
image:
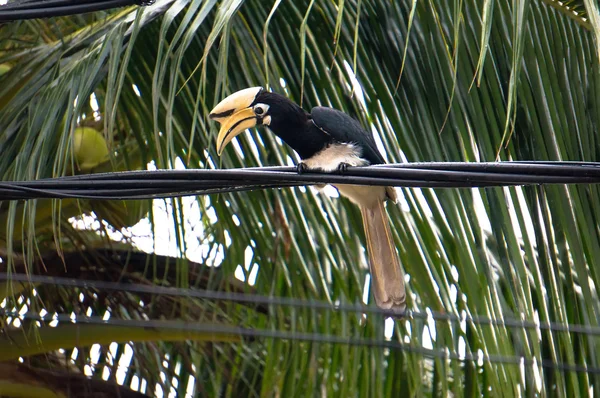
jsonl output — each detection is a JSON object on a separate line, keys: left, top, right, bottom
{"left": 0, "top": 323, "right": 242, "bottom": 361}
{"left": 1, "top": 0, "right": 600, "bottom": 396}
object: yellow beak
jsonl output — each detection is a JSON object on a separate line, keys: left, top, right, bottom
{"left": 209, "top": 87, "right": 263, "bottom": 156}
{"left": 214, "top": 108, "right": 257, "bottom": 155}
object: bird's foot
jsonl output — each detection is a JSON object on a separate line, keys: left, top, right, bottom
{"left": 336, "top": 162, "right": 351, "bottom": 173}
{"left": 296, "top": 162, "right": 309, "bottom": 174}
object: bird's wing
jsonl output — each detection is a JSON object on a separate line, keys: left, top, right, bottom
{"left": 310, "top": 106, "right": 386, "bottom": 165}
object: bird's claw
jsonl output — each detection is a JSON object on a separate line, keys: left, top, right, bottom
{"left": 337, "top": 162, "right": 351, "bottom": 173}
{"left": 296, "top": 162, "right": 309, "bottom": 174}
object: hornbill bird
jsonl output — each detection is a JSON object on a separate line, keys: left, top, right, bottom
{"left": 209, "top": 87, "right": 406, "bottom": 313}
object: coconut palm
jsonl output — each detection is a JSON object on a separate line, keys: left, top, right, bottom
{"left": 0, "top": 0, "right": 599, "bottom": 396}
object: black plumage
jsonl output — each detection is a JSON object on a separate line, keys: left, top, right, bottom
{"left": 311, "top": 107, "right": 386, "bottom": 165}
{"left": 252, "top": 91, "right": 384, "bottom": 164}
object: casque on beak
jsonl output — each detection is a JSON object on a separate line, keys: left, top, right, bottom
{"left": 209, "top": 87, "right": 263, "bottom": 155}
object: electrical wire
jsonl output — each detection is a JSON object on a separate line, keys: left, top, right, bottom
{"left": 0, "top": 0, "right": 149, "bottom": 21}
{"left": 1, "top": 309, "right": 599, "bottom": 375}
{"left": 3, "top": 273, "right": 600, "bottom": 337}
{"left": 1, "top": 161, "right": 600, "bottom": 201}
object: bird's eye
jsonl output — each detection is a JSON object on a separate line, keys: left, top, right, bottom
{"left": 253, "top": 104, "right": 269, "bottom": 116}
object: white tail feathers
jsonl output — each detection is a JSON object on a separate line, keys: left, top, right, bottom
{"left": 361, "top": 201, "right": 406, "bottom": 314}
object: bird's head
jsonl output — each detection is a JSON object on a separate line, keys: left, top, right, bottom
{"left": 209, "top": 87, "right": 272, "bottom": 155}
{"left": 209, "top": 87, "right": 306, "bottom": 155}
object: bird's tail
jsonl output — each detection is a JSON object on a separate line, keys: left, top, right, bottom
{"left": 361, "top": 201, "right": 406, "bottom": 314}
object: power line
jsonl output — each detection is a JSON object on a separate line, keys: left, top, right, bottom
{"left": 0, "top": 0, "right": 150, "bottom": 21}
{"left": 1, "top": 309, "right": 599, "bottom": 375}
{"left": 1, "top": 161, "right": 600, "bottom": 200}
{"left": 3, "top": 273, "right": 600, "bottom": 337}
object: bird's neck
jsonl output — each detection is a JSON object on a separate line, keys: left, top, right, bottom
{"left": 266, "top": 103, "right": 331, "bottom": 159}
{"left": 270, "top": 120, "right": 331, "bottom": 159}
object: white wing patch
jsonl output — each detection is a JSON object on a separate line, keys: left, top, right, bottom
{"left": 302, "top": 143, "right": 369, "bottom": 172}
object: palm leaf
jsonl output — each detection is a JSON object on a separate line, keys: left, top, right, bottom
{"left": 1, "top": 0, "right": 600, "bottom": 395}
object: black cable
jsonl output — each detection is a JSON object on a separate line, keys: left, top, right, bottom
{"left": 385, "top": 161, "right": 600, "bottom": 175}
{"left": 3, "top": 161, "right": 600, "bottom": 201}
{"left": 0, "top": 182, "right": 307, "bottom": 200}
{"left": 0, "top": 0, "right": 146, "bottom": 21}
{"left": 9, "top": 170, "right": 598, "bottom": 186}
{"left": 3, "top": 273, "right": 600, "bottom": 337}
{"left": 2, "top": 309, "right": 599, "bottom": 375}
{"left": 0, "top": 0, "right": 101, "bottom": 11}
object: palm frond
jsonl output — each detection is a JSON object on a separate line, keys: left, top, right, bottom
{"left": 1, "top": 0, "right": 600, "bottom": 395}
